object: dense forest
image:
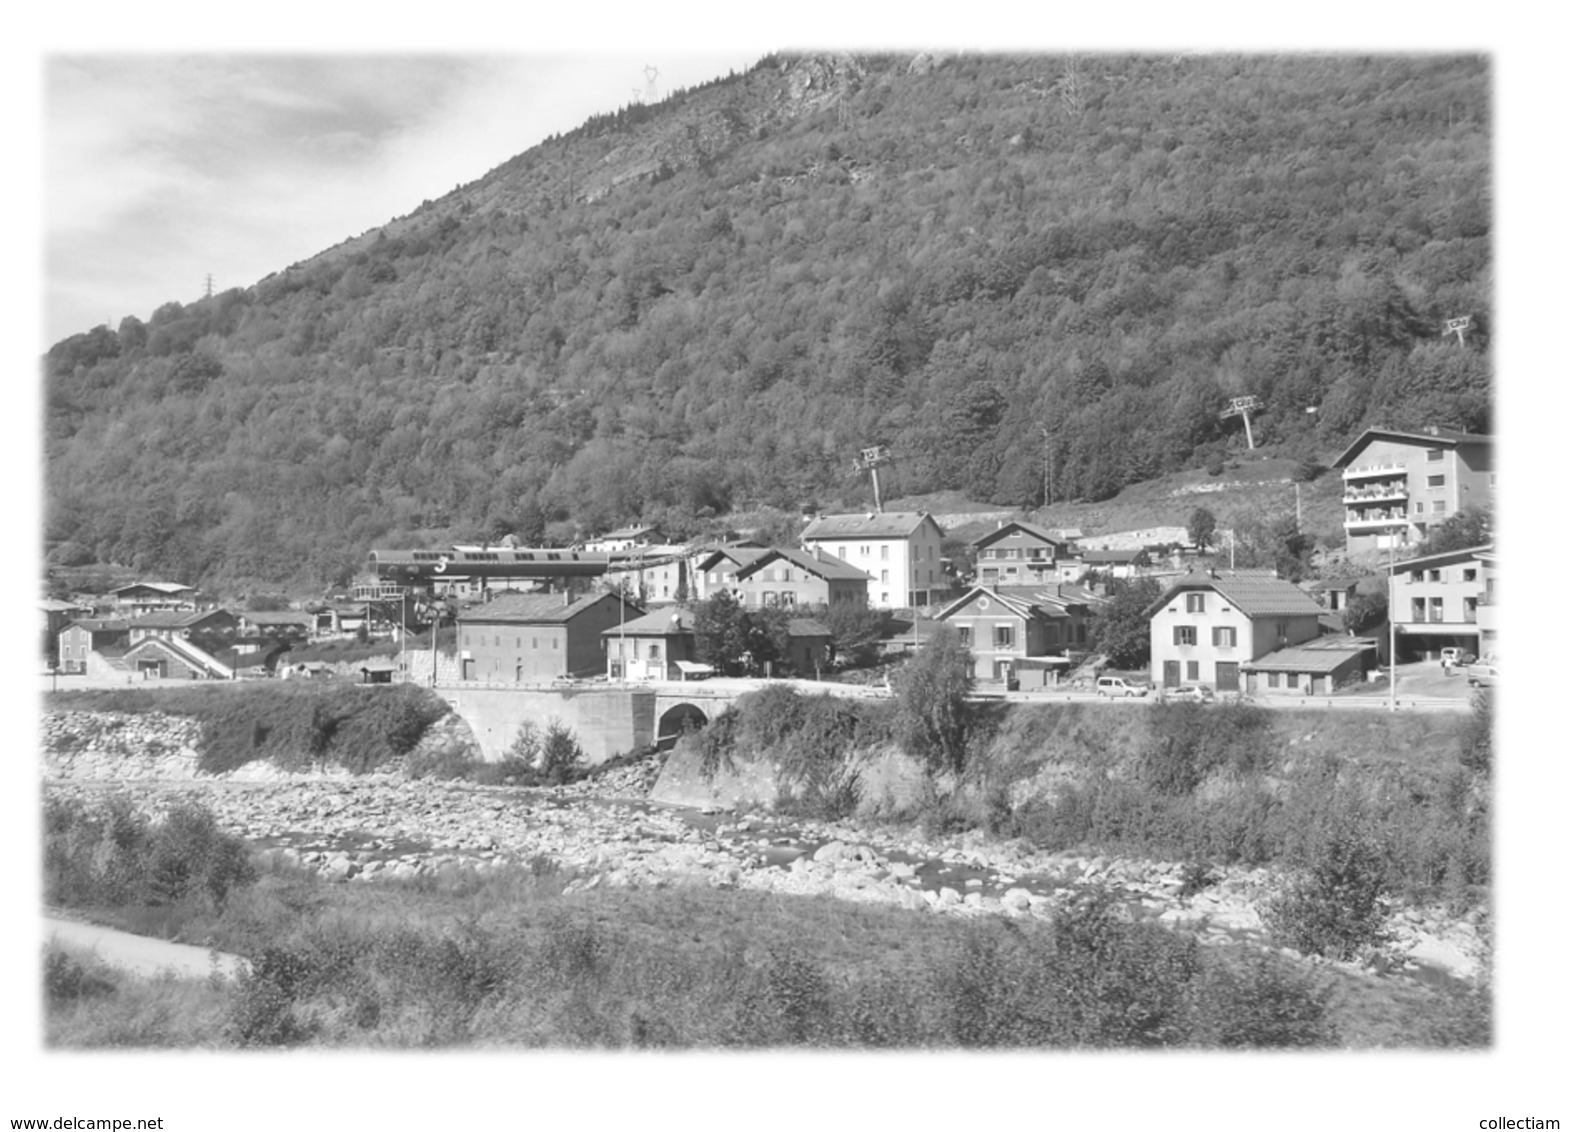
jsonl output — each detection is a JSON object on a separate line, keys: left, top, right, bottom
{"left": 44, "top": 52, "right": 1491, "bottom": 590}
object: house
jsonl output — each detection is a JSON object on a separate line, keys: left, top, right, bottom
{"left": 1388, "top": 543, "right": 1496, "bottom": 662}
{"left": 604, "top": 544, "right": 692, "bottom": 605}
{"left": 730, "top": 547, "right": 871, "bottom": 609}
{"left": 1331, "top": 426, "right": 1494, "bottom": 555}
{"left": 693, "top": 545, "right": 771, "bottom": 601}
{"left": 1240, "top": 637, "right": 1380, "bottom": 697}
{"left": 457, "top": 591, "right": 638, "bottom": 682}
{"left": 1304, "top": 575, "right": 1385, "bottom": 614}
{"left": 1146, "top": 572, "right": 1325, "bottom": 693}
{"left": 784, "top": 617, "right": 834, "bottom": 677}
{"left": 234, "top": 610, "right": 314, "bottom": 647}
{"left": 42, "top": 599, "right": 92, "bottom": 665}
{"left": 583, "top": 525, "right": 662, "bottom": 554}
{"left": 127, "top": 609, "right": 239, "bottom": 649}
{"left": 56, "top": 618, "right": 130, "bottom": 674}
{"left": 800, "top": 512, "right": 946, "bottom": 609}
{"left": 109, "top": 581, "right": 197, "bottom": 616}
{"left": 936, "top": 583, "right": 1098, "bottom": 684}
{"left": 358, "top": 658, "right": 397, "bottom": 684}
{"left": 119, "top": 634, "right": 234, "bottom": 680}
{"left": 969, "top": 521, "right": 1069, "bottom": 588}
{"left": 603, "top": 607, "right": 700, "bottom": 682}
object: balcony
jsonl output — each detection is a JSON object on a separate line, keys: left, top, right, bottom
{"left": 1343, "top": 462, "right": 1407, "bottom": 481}
{"left": 1345, "top": 508, "right": 1408, "bottom": 529}
{"left": 1343, "top": 482, "right": 1409, "bottom": 504}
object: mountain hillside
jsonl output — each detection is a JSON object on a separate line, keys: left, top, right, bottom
{"left": 44, "top": 52, "right": 1491, "bottom": 589}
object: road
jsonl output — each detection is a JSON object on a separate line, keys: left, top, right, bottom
{"left": 44, "top": 913, "right": 250, "bottom": 981}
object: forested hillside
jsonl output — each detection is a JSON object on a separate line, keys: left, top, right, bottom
{"left": 44, "top": 52, "right": 1491, "bottom": 590}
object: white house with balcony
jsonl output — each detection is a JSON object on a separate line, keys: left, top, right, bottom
{"left": 1331, "top": 427, "right": 1493, "bottom": 556}
{"left": 1389, "top": 543, "right": 1496, "bottom": 662}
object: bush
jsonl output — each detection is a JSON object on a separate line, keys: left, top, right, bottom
{"left": 44, "top": 946, "right": 117, "bottom": 1005}
{"left": 1189, "top": 949, "right": 1335, "bottom": 1047}
{"left": 227, "top": 947, "right": 315, "bottom": 1047}
{"left": 44, "top": 794, "right": 256, "bottom": 911}
{"left": 891, "top": 625, "right": 974, "bottom": 774}
{"left": 1266, "top": 825, "right": 1391, "bottom": 960}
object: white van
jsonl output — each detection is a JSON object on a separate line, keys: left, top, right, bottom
{"left": 1096, "top": 676, "right": 1150, "bottom": 698}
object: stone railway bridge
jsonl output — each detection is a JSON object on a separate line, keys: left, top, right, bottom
{"left": 436, "top": 679, "right": 885, "bottom": 764}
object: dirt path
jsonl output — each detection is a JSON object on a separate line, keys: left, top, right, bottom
{"left": 44, "top": 914, "right": 249, "bottom": 980}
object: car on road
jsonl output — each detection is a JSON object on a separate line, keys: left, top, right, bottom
{"left": 1466, "top": 663, "right": 1499, "bottom": 688}
{"left": 1440, "top": 647, "right": 1476, "bottom": 667}
{"left": 1096, "top": 676, "right": 1150, "bottom": 698}
{"left": 1163, "top": 684, "right": 1216, "bottom": 704}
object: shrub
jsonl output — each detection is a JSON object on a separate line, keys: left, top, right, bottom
{"left": 1266, "top": 825, "right": 1391, "bottom": 960}
{"left": 44, "top": 794, "right": 256, "bottom": 911}
{"left": 891, "top": 625, "right": 974, "bottom": 774}
{"left": 539, "top": 721, "right": 586, "bottom": 785}
{"left": 1189, "top": 949, "right": 1335, "bottom": 1047}
{"left": 44, "top": 946, "right": 117, "bottom": 1005}
{"left": 227, "top": 946, "right": 315, "bottom": 1047}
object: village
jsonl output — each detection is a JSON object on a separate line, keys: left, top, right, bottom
{"left": 42, "top": 424, "right": 1495, "bottom": 715}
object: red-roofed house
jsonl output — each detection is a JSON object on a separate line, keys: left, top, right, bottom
{"left": 1146, "top": 572, "right": 1325, "bottom": 693}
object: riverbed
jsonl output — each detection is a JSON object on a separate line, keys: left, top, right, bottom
{"left": 42, "top": 765, "right": 1487, "bottom": 989}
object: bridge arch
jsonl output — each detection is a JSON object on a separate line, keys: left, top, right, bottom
{"left": 656, "top": 702, "right": 708, "bottom": 750}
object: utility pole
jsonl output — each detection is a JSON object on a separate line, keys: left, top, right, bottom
{"left": 1040, "top": 427, "right": 1054, "bottom": 507}
{"left": 204, "top": 273, "right": 215, "bottom": 299}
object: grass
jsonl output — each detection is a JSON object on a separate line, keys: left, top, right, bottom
{"left": 43, "top": 853, "right": 1486, "bottom": 1049}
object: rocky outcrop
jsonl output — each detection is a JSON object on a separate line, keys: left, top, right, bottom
{"left": 43, "top": 712, "right": 204, "bottom": 780}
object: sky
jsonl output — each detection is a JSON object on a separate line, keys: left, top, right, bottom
{"left": 12, "top": 5, "right": 1571, "bottom": 1130}
{"left": 44, "top": 52, "right": 761, "bottom": 343}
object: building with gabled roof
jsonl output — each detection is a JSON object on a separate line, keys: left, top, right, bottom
{"left": 936, "top": 582, "right": 1098, "bottom": 684}
{"left": 457, "top": 590, "right": 637, "bottom": 682}
{"left": 583, "top": 525, "right": 662, "bottom": 554}
{"left": 109, "top": 581, "right": 197, "bottom": 616}
{"left": 1146, "top": 571, "right": 1325, "bottom": 693}
{"left": 800, "top": 511, "right": 945, "bottom": 609}
{"left": 969, "top": 520, "right": 1069, "bottom": 588}
{"left": 1331, "top": 426, "right": 1493, "bottom": 555}
{"left": 693, "top": 544, "right": 772, "bottom": 601}
{"left": 56, "top": 618, "right": 130, "bottom": 675}
{"left": 603, "top": 606, "right": 699, "bottom": 682}
{"left": 730, "top": 546, "right": 870, "bottom": 610}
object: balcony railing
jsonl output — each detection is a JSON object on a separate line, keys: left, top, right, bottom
{"left": 1343, "top": 483, "right": 1409, "bottom": 504}
{"left": 1343, "top": 462, "right": 1407, "bottom": 480}
{"left": 1346, "top": 509, "right": 1408, "bottom": 528}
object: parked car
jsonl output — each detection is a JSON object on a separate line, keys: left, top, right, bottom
{"left": 1096, "top": 676, "right": 1150, "bottom": 698}
{"left": 1440, "top": 647, "right": 1476, "bottom": 667}
{"left": 1164, "top": 684, "right": 1216, "bottom": 704}
{"left": 1466, "top": 663, "right": 1499, "bottom": 688}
